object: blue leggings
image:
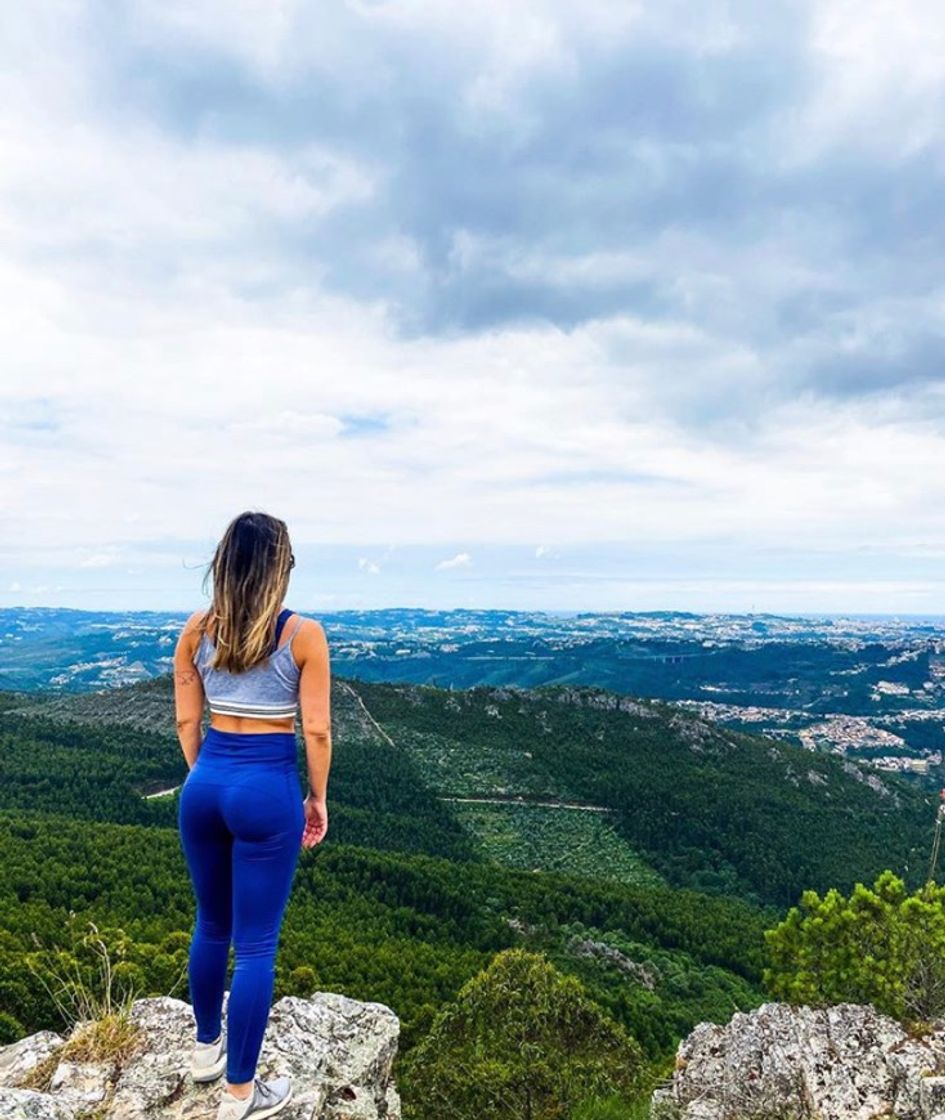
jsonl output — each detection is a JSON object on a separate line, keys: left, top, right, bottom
{"left": 178, "top": 727, "right": 304, "bottom": 1083}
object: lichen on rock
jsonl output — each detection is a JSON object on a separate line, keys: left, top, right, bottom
{"left": 651, "top": 1000, "right": 945, "bottom": 1120}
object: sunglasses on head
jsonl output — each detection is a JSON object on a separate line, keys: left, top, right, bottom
{"left": 289, "top": 553, "right": 295, "bottom": 570}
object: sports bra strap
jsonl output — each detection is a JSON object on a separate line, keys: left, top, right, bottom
{"left": 271, "top": 608, "right": 292, "bottom": 652}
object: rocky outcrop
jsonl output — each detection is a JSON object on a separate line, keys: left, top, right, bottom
{"left": 0, "top": 990, "right": 400, "bottom": 1119}
{"left": 567, "top": 936, "right": 661, "bottom": 990}
{"left": 650, "top": 1001, "right": 945, "bottom": 1120}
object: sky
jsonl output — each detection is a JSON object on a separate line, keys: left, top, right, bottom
{"left": 2, "top": 0, "right": 945, "bottom": 614}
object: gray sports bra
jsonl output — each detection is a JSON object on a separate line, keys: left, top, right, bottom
{"left": 194, "top": 607, "right": 303, "bottom": 720}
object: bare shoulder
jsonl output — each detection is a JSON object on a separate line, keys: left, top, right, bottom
{"left": 175, "top": 609, "right": 207, "bottom": 660}
{"left": 291, "top": 613, "right": 326, "bottom": 638}
{"left": 179, "top": 608, "right": 207, "bottom": 640}
{"left": 290, "top": 615, "right": 329, "bottom": 665}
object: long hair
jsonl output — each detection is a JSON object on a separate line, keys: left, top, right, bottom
{"left": 198, "top": 510, "right": 294, "bottom": 673}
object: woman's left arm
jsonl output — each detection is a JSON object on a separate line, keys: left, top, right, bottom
{"left": 174, "top": 610, "right": 206, "bottom": 770}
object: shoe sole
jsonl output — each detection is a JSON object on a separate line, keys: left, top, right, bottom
{"left": 191, "top": 1051, "right": 227, "bottom": 1082}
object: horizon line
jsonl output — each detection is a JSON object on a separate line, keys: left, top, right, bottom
{"left": 4, "top": 604, "right": 945, "bottom": 622}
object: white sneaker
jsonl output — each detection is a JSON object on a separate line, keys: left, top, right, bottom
{"left": 216, "top": 1076, "right": 293, "bottom": 1120}
{"left": 190, "top": 1029, "right": 227, "bottom": 1083}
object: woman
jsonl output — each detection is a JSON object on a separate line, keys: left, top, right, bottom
{"left": 173, "top": 510, "right": 332, "bottom": 1120}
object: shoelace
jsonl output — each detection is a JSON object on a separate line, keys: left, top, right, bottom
{"left": 253, "top": 1078, "right": 277, "bottom": 1103}
{"left": 223, "top": 1077, "right": 280, "bottom": 1113}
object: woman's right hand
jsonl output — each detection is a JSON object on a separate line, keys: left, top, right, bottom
{"left": 301, "top": 795, "right": 328, "bottom": 849}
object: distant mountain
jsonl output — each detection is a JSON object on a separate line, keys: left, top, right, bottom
{"left": 4, "top": 609, "right": 945, "bottom": 770}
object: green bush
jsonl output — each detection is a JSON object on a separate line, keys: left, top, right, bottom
{"left": 399, "top": 947, "right": 646, "bottom": 1120}
{"left": 764, "top": 869, "right": 945, "bottom": 1020}
{"left": 0, "top": 1010, "right": 24, "bottom": 1046}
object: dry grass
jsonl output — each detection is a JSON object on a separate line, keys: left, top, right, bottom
{"left": 13, "top": 1006, "right": 146, "bottom": 1095}
{"left": 17, "top": 918, "right": 147, "bottom": 1100}
{"left": 27, "top": 918, "right": 139, "bottom": 1028}
{"left": 60, "top": 1010, "right": 146, "bottom": 1066}
{"left": 15, "top": 1047, "right": 64, "bottom": 1092}
{"left": 902, "top": 1017, "right": 938, "bottom": 1040}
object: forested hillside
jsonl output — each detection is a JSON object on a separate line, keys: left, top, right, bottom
{"left": 0, "top": 672, "right": 935, "bottom": 1107}
{"left": 3, "top": 674, "right": 934, "bottom": 907}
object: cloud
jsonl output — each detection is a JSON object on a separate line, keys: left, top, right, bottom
{"left": 79, "top": 549, "right": 123, "bottom": 569}
{"left": 435, "top": 552, "right": 473, "bottom": 571}
{"left": 1, "top": 1, "right": 945, "bottom": 611}
{"left": 20, "top": 0, "right": 936, "bottom": 408}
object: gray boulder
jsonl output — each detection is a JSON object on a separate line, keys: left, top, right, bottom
{"left": 0, "top": 990, "right": 400, "bottom": 1120}
{"left": 650, "top": 1001, "right": 945, "bottom": 1120}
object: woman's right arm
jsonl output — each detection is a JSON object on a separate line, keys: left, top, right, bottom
{"left": 298, "top": 619, "right": 332, "bottom": 848}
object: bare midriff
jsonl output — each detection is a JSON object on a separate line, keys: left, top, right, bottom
{"left": 208, "top": 712, "right": 297, "bottom": 734}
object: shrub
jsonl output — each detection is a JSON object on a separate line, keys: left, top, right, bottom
{"left": 399, "top": 947, "right": 646, "bottom": 1120}
{"left": 764, "top": 869, "right": 945, "bottom": 1021}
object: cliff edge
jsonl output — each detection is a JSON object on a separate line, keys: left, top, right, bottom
{"left": 0, "top": 990, "right": 400, "bottom": 1119}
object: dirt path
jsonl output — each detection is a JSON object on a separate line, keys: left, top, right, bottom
{"left": 438, "top": 795, "right": 612, "bottom": 812}
{"left": 338, "top": 681, "right": 397, "bottom": 747}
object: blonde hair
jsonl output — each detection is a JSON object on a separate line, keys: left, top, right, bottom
{"left": 198, "top": 510, "right": 295, "bottom": 673}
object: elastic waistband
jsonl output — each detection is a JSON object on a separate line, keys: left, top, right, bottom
{"left": 198, "top": 726, "right": 298, "bottom": 766}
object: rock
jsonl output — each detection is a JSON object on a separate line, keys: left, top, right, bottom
{"left": 0, "top": 1032, "right": 65, "bottom": 1088}
{"left": 0, "top": 990, "right": 401, "bottom": 1120}
{"left": 567, "top": 936, "right": 661, "bottom": 990}
{"left": 0, "top": 1088, "right": 80, "bottom": 1119}
{"left": 651, "top": 1001, "right": 945, "bottom": 1120}
{"left": 48, "top": 1059, "right": 112, "bottom": 1109}
{"left": 921, "top": 1077, "right": 945, "bottom": 1119}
